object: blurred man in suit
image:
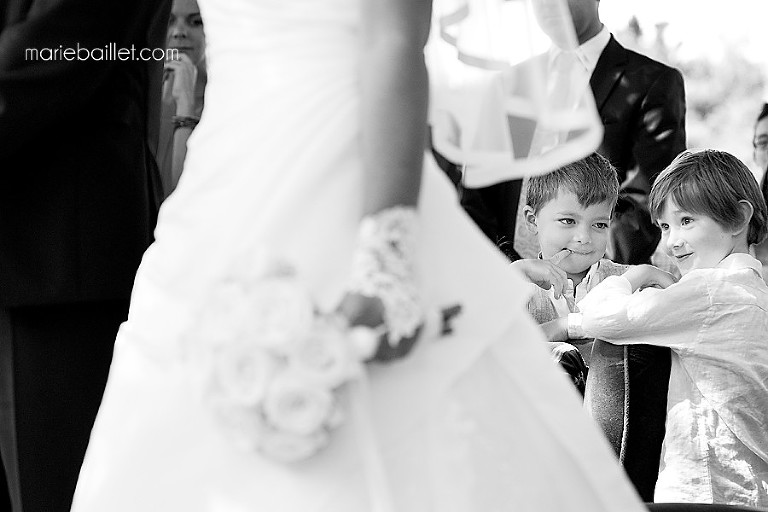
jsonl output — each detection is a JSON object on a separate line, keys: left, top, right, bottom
{"left": 458, "top": 0, "right": 686, "bottom": 264}
{"left": 0, "top": 1, "right": 170, "bottom": 510}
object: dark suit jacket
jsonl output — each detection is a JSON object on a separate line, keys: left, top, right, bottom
{"left": 592, "top": 36, "right": 686, "bottom": 263}
{"left": 0, "top": 0, "right": 170, "bottom": 306}
{"left": 457, "top": 35, "right": 687, "bottom": 264}
{"left": 592, "top": 36, "right": 686, "bottom": 194}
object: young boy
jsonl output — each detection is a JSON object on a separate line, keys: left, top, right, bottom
{"left": 513, "top": 152, "right": 627, "bottom": 378}
{"left": 514, "top": 152, "right": 673, "bottom": 502}
{"left": 574, "top": 149, "right": 768, "bottom": 506}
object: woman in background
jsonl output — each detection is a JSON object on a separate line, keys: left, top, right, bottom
{"left": 159, "top": 0, "right": 206, "bottom": 197}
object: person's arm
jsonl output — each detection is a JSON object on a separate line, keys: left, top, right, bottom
{"left": 574, "top": 270, "right": 708, "bottom": 348}
{"left": 359, "top": 0, "right": 432, "bottom": 214}
{"left": 624, "top": 66, "right": 687, "bottom": 194}
{"left": 337, "top": 0, "right": 433, "bottom": 359}
{"left": 171, "top": 124, "right": 193, "bottom": 188}
{"left": 510, "top": 249, "right": 570, "bottom": 299}
{"left": 165, "top": 54, "right": 200, "bottom": 190}
{"left": 0, "top": 0, "right": 160, "bottom": 157}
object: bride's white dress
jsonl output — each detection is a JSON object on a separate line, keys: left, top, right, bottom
{"left": 72, "top": 0, "right": 646, "bottom": 510}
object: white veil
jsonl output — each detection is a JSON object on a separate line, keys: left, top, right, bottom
{"left": 428, "top": 0, "right": 603, "bottom": 187}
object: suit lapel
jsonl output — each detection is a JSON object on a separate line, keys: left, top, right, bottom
{"left": 589, "top": 35, "right": 628, "bottom": 112}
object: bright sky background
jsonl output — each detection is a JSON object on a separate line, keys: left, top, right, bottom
{"left": 601, "top": 0, "right": 768, "bottom": 84}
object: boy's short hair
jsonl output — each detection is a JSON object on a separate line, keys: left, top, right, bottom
{"left": 526, "top": 152, "right": 619, "bottom": 213}
{"left": 649, "top": 149, "right": 768, "bottom": 245}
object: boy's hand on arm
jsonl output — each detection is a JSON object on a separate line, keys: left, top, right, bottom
{"left": 511, "top": 249, "right": 571, "bottom": 299}
{"left": 622, "top": 264, "right": 677, "bottom": 292}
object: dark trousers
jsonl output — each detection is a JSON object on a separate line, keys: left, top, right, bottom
{"left": 0, "top": 300, "right": 129, "bottom": 512}
{"left": 585, "top": 340, "right": 671, "bottom": 502}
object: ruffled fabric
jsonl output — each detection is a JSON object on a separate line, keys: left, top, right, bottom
{"left": 428, "top": 0, "right": 603, "bottom": 186}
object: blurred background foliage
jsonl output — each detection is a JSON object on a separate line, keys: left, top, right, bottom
{"left": 611, "top": 16, "right": 766, "bottom": 182}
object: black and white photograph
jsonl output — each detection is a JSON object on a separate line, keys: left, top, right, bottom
{"left": 0, "top": 0, "right": 766, "bottom": 511}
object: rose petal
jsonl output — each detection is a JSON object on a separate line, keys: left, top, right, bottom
{"left": 262, "top": 373, "right": 334, "bottom": 436}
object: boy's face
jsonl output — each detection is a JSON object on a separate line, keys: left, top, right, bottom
{"left": 525, "top": 189, "right": 613, "bottom": 276}
{"left": 658, "top": 198, "right": 738, "bottom": 275}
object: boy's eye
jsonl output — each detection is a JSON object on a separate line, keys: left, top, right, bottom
{"left": 190, "top": 15, "right": 204, "bottom": 26}
{"left": 593, "top": 222, "right": 609, "bottom": 230}
{"left": 558, "top": 218, "right": 575, "bottom": 225}
{"left": 681, "top": 217, "right": 694, "bottom": 226}
{"left": 659, "top": 223, "right": 669, "bottom": 231}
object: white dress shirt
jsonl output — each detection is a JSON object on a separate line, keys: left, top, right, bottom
{"left": 546, "top": 25, "right": 610, "bottom": 95}
{"left": 512, "top": 28, "right": 612, "bottom": 259}
{"left": 574, "top": 253, "right": 768, "bottom": 507}
{"left": 573, "top": 25, "right": 611, "bottom": 76}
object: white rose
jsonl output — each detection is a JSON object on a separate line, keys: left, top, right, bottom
{"left": 244, "top": 277, "right": 315, "bottom": 354}
{"left": 262, "top": 372, "right": 334, "bottom": 436}
{"left": 289, "top": 317, "right": 357, "bottom": 388}
{"left": 210, "top": 344, "right": 278, "bottom": 407}
{"left": 325, "top": 400, "right": 346, "bottom": 430}
{"left": 259, "top": 427, "right": 329, "bottom": 463}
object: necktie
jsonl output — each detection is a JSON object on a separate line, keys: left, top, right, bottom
{"left": 550, "top": 50, "right": 579, "bottom": 110}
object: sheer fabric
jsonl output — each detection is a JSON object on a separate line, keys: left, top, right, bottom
{"left": 429, "top": 0, "right": 603, "bottom": 187}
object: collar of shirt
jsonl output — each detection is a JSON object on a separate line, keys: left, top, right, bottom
{"left": 548, "top": 25, "right": 610, "bottom": 75}
{"left": 538, "top": 253, "right": 603, "bottom": 315}
{"left": 716, "top": 252, "right": 764, "bottom": 277}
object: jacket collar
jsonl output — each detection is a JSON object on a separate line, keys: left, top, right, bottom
{"left": 589, "top": 35, "right": 627, "bottom": 112}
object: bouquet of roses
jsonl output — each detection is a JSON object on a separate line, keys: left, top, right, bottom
{"left": 190, "top": 210, "right": 460, "bottom": 463}
{"left": 190, "top": 256, "right": 385, "bottom": 463}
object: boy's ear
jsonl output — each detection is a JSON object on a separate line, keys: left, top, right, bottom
{"left": 734, "top": 200, "right": 754, "bottom": 237}
{"left": 522, "top": 205, "right": 538, "bottom": 234}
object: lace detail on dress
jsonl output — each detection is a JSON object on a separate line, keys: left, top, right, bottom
{"left": 348, "top": 206, "right": 422, "bottom": 346}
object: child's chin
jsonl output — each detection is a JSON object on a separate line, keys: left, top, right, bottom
{"left": 563, "top": 264, "right": 594, "bottom": 278}
{"left": 562, "top": 255, "right": 600, "bottom": 276}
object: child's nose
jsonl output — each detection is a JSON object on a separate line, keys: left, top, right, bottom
{"left": 572, "top": 226, "right": 591, "bottom": 244}
{"left": 666, "top": 232, "right": 684, "bottom": 251}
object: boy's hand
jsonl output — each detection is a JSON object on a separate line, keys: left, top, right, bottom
{"left": 541, "top": 317, "right": 568, "bottom": 342}
{"left": 623, "top": 264, "right": 677, "bottom": 292}
{"left": 511, "top": 249, "right": 571, "bottom": 299}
